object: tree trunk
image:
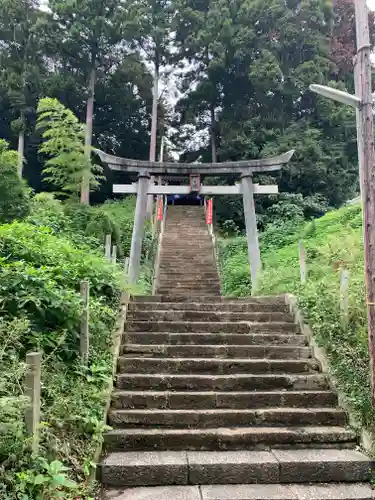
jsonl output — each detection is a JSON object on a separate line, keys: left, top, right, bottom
{"left": 17, "top": 117, "right": 25, "bottom": 179}
{"left": 147, "top": 60, "right": 160, "bottom": 217}
{"left": 210, "top": 104, "right": 217, "bottom": 163}
{"left": 81, "top": 65, "right": 96, "bottom": 205}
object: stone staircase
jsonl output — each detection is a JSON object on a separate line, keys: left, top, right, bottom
{"left": 101, "top": 206, "right": 374, "bottom": 499}
{"left": 155, "top": 206, "right": 221, "bottom": 297}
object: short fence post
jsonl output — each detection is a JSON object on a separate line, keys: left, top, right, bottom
{"left": 299, "top": 240, "right": 307, "bottom": 284}
{"left": 111, "top": 245, "right": 117, "bottom": 264}
{"left": 124, "top": 257, "right": 130, "bottom": 275}
{"left": 25, "top": 352, "right": 41, "bottom": 454}
{"left": 104, "top": 234, "right": 111, "bottom": 260}
{"left": 80, "top": 280, "right": 90, "bottom": 364}
{"left": 340, "top": 269, "right": 350, "bottom": 328}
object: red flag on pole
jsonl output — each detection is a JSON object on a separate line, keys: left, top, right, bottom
{"left": 206, "top": 198, "right": 213, "bottom": 225}
{"left": 157, "top": 198, "right": 163, "bottom": 221}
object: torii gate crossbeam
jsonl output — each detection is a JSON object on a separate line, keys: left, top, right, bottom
{"left": 94, "top": 149, "right": 295, "bottom": 291}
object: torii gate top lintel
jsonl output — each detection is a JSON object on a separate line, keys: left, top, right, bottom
{"left": 94, "top": 148, "right": 295, "bottom": 176}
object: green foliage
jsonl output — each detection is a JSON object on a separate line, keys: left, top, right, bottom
{"left": 15, "top": 459, "right": 78, "bottom": 499}
{"left": 0, "top": 0, "right": 47, "bottom": 165}
{"left": 0, "top": 196, "right": 149, "bottom": 496}
{"left": 218, "top": 237, "right": 251, "bottom": 297}
{"left": 0, "top": 315, "right": 110, "bottom": 499}
{"left": 0, "top": 139, "right": 30, "bottom": 222}
{"left": 219, "top": 203, "right": 375, "bottom": 436}
{"left": 174, "top": 0, "right": 362, "bottom": 222}
{"left": 0, "top": 221, "right": 123, "bottom": 362}
{"left": 36, "top": 98, "right": 103, "bottom": 197}
{"left": 26, "top": 195, "right": 148, "bottom": 261}
{"left": 99, "top": 197, "right": 152, "bottom": 259}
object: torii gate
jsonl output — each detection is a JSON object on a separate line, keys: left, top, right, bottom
{"left": 94, "top": 149, "right": 294, "bottom": 288}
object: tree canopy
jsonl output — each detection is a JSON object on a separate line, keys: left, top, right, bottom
{"left": 0, "top": 0, "right": 371, "bottom": 218}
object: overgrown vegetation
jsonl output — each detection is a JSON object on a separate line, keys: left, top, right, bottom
{"left": 0, "top": 171, "right": 153, "bottom": 497}
{"left": 0, "top": 139, "right": 30, "bottom": 223}
{"left": 219, "top": 204, "right": 375, "bottom": 437}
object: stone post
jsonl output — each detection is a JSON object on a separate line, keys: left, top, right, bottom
{"left": 128, "top": 172, "right": 150, "bottom": 285}
{"left": 104, "top": 234, "right": 111, "bottom": 260}
{"left": 111, "top": 245, "right": 117, "bottom": 264}
{"left": 25, "top": 352, "right": 41, "bottom": 454}
{"left": 80, "top": 280, "right": 90, "bottom": 364}
{"left": 241, "top": 172, "right": 261, "bottom": 293}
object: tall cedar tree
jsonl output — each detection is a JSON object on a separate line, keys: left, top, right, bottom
{"left": 0, "top": 0, "right": 46, "bottom": 177}
{"left": 48, "top": 0, "right": 135, "bottom": 204}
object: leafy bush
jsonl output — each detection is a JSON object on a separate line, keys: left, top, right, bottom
{"left": 27, "top": 195, "right": 144, "bottom": 258}
{"left": 99, "top": 198, "right": 153, "bottom": 259}
{"left": 0, "top": 222, "right": 123, "bottom": 361}
{"left": 0, "top": 219, "right": 125, "bottom": 497}
{"left": 218, "top": 237, "right": 251, "bottom": 296}
{"left": 0, "top": 139, "right": 30, "bottom": 223}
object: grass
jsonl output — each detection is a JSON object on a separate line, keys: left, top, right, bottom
{"left": 218, "top": 203, "right": 375, "bottom": 439}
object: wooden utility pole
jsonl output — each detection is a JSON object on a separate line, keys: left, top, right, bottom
{"left": 147, "top": 62, "right": 160, "bottom": 220}
{"left": 310, "top": 0, "right": 375, "bottom": 404}
{"left": 354, "top": 0, "right": 375, "bottom": 405}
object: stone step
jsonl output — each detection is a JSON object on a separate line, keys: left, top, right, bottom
{"left": 126, "top": 321, "right": 299, "bottom": 334}
{"left": 160, "top": 254, "right": 214, "bottom": 259}
{"left": 131, "top": 295, "right": 286, "bottom": 304}
{"left": 161, "top": 243, "right": 214, "bottom": 248}
{"left": 199, "top": 483, "right": 375, "bottom": 500}
{"left": 158, "top": 272, "right": 218, "bottom": 277}
{"left": 160, "top": 251, "right": 214, "bottom": 255}
{"left": 111, "top": 390, "right": 338, "bottom": 410}
{"left": 116, "top": 373, "right": 329, "bottom": 391}
{"left": 159, "top": 256, "right": 214, "bottom": 260}
{"left": 128, "top": 311, "right": 293, "bottom": 323}
{"left": 155, "top": 293, "right": 223, "bottom": 299}
{"left": 159, "top": 263, "right": 216, "bottom": 268}
{"left": 121, "top": 344, "right": 312, "bottom": 359}
{"left": 103, "top": 483, "right": 375, "bottom": 500}
{"left": 157, "top": 277, "right": 218, "bottom": 281}
{"left": 108, "top": 408, "right": 346, "bottom": 429}
{"left": 157, "top": 280, "right": 221, "bottom": 287}
{"left": 156, "top": 290, "right": 222, "bottom": 297}
{"left": 156, "top": 286, "right": 221, "bottom": 293}
{"left": 117, "top": 357, "right": 319, "bottom": 375}
{"left": 101, "top": 448, "right": 371, "bottom": 487}
{"left": 158, "top": 271, "right": 217, "bottom": 276}
{"left": 157, "top": 271, "right": 219, "bottom": 277}
{"left": 104, "top": 426, "right": 357, "bottom": 451}
{"left": 128, "top": 302, "right": 289, "bottom": 313}
{"left": 159, "top": 262, "right": 217, "bottom": 267}
{"left": 126, "top": 332, "right": 307, "bottom": 346}
{"left": 156, "top": 286, "right": 221, "bottom": 292}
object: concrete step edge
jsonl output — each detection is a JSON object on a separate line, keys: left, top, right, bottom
{"left": 102, "top": 483, "right": 375, "bottom": 500}
{"left": 103, "top": 426, "right": 357, "bottom": 451}
{"left": 101, "top": 448, "right": 372, "bottom": 487}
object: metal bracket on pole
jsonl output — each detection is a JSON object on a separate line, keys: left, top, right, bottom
{"left": 309, "top": 84, "right": 362, "bottom": 109}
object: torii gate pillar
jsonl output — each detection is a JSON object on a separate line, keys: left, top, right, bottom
{"left": 241, "top": 172, "right": 262, "bottom": 291}
{"left": 128, "top": 172, "right": 150, "bottom": 284}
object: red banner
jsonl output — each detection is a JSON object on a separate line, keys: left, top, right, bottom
{"left": 157, "top": 198, "right": 163, "bottom": 221}
{"left": 206, "top": 198, "right": 213, "bottom": 225}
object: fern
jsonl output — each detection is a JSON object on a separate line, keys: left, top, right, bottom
{"left": 36, "top": 98, "right": 103, "bottom": 197}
